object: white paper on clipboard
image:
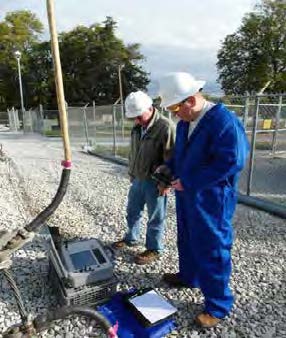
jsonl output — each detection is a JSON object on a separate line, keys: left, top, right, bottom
{"left": 128, "top": 289, "right": 177, "bottom": 324}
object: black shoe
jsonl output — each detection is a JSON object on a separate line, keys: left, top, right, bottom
{"left": 162, "top": 273, "right": 188, "bottom": 288}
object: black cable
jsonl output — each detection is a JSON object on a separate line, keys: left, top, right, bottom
{"left": 2, "top": 269, "right": 28, "bottom": 324}
{"left": 34, "top": 305, "right": 112, "bottom": 333}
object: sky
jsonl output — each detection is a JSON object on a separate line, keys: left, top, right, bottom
{"left": 0, "top": 0, "right": 257, "bottom": 94}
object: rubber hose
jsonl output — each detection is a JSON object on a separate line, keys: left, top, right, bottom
{"left": 25, "top": 168, "right": 71, "bottom": 232}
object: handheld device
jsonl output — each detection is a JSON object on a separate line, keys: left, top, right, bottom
{"left": 151, "top": 172, "right": 172, "bottom": 187}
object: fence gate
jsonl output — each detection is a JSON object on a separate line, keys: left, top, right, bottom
{"left": 0, "top": 111, "right": 9, "bottom": 130}
{"left": 7, "top": 108, "right": 20, "bottom": 131}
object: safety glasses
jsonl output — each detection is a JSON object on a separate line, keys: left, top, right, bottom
{"left": 167, "top": 98, "right": 189, "bottom": 113}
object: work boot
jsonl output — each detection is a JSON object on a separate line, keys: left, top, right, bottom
{"left": 134, "top": 250, "right": 160, "bottom": 265}
{"left": 195, "top": 313, "right": 221, "bottom": 328}
{"left": 162, "top": 273, "right": 188, "bottom": 288}
{"left": 112, "top": 239, "right": 137, "bottom": 249}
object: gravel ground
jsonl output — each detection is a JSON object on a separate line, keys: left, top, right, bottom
{"left": 0, "top": 132, "right": 285, "bottom": 338}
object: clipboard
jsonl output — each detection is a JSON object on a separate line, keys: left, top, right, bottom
{"left": 124, "top": 288, "right": 177, "bottom": 327}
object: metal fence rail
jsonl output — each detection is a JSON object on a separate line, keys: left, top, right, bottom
{"left": 7, "top": 93, "right": 286, "bottom": 206}
{"left": 81, "top": 93, "right": 286, "bottom": 206}
{"left": 224, "top": 94, "right": 286, "bottom": 153}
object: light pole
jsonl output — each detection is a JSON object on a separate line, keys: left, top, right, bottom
{"left": 118, "top": 64, "right": 125, "bottom": 140}
{"left": 118, "top": 64, "right": 124, "bottom": 106}
{"left": 15, "top": 50, "right": 25, "bottom": 114}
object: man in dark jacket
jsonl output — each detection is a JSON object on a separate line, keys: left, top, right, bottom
{"left": 158, "top": 72, "right": 249, "bottom": 328}
{"left": 113, "top": 91, "right": 175, "bottom": 265}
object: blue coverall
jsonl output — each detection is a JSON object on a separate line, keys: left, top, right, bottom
{"left": 168, "top": 103, "right": 249, "bottom": 318}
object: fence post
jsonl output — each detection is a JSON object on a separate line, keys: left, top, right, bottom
{"left": 118, "top": 65, "right": 125, "bottom": 141}
{"left": 112, "top": 105, "right": 117, "bottom": 156}
{"left": 23, "top": 109, "right": 31, "bottom": 133}
{"left": 39, "top": 104, "right": 44, "bottom": 119}
{"left": 92, "top": 101, "right": 96, "bottom": 120}
{"left": 29, "top": 109, "right": 33, "bottom": 133}
{"left": 243, "top": 94, "right": 249, "bottom": 128}
{"left": 83, "top": 104, "right": 90, "bottom": 146}
{"left": 40, "top": 104, "right": 44, "bottom": 134}
{"left": 10, "top": 108, "right": 15, "bottom": 131}
{"left": 7, "top": 108, "right": 10, "bottom": 130}
{"left": 22, "top": 110, "right": 26, "bottom": 133}
{"left": 271, "top": 95, "right": 282, "bottom": 154}
{"left": 121, "top": 103, "right": 125, "bottom": 141}
{"left": 246, "top": 94, "right": 260, "bottom": 196}
{"left": 8, "top": 107, "right": 17, "bottom": 131}
{"left": 92, "top": 100, "right": 97, "bottom": 145}
{"left": 15, "top": 109, "right": 20, "bottom": 131}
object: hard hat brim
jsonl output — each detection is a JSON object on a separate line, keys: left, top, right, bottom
{"left": 125, "top": 110, "right": 143, "bottom": 118}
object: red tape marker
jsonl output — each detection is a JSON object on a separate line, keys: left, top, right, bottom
{"left": 61, "top": 160, "right": 72, "bottom": 168}
{"left": 108, "top": 321, "right": 119, "bottom": 338}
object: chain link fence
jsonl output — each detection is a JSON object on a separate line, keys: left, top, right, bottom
{"left": 2, "top": 107, "right": 43, "bottom": 133}
{"left": 5, "top": 94, "right": 285, "bottom": 205}
{"left": 220, "top": 94, "right": 286, "bottom": 205}
{"left": 7, "top": 108, "right": 20, "bottom": 131}
{"left": 89, "top": 104, "right": 130, "bottom": 157}
{"left": 22, "top": 109, "right": 44, "bottom": 133}
{"left": 76, "top": 94, "right": 286, "bottom": 205}
{"left": 223, "top": 94, "right": 286, "bottom": 153}
{"left": 67, "top": 103, "right": 130, "bottom": 157}
{"left": 0, "top": 111, "right": 9, "bottom": 131}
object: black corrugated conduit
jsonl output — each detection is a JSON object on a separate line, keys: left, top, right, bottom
{"left": 238, "top": 193, "right": 286, "bottom": 219}
{"left": 25, "top": 168, "right": 71, "bottom": 232}
{"left": 89, "top": 152, "right": 286, "bottom": 220}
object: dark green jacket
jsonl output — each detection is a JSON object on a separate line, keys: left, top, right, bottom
{"left": 128, "top": 109, "right": 176, "bottom": 180}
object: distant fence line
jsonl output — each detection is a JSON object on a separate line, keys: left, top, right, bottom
{"left": 2, "top": 93, "right": 286, "bottom": 202}
{"left": 69, "top": 93, "right": 286, "bottom": 203}
{"left": 4, "top": 93, "right": 286, "bottom": 150}
{"left": 67, "top": 93, "right": 286, "bottom": 154}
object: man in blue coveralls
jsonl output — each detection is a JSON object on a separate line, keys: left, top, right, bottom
{"left": 158, "top": 72, "right": 249, "bottom": 328}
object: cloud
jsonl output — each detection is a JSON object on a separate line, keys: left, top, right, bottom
{"left": 1, "top": 0, "right": 255, "bottom": 93}
{"left": 0, "top": 0, "right": 46, "bottom": 23}
{"left": 142, "top": 45, "right": 222, "bottom": 95}
{"left": 1, "top": 0, "right": 255, "bottom": 47}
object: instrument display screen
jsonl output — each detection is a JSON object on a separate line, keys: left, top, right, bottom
{"left": 70, "top": 250, "right": 97, "bottom": 270}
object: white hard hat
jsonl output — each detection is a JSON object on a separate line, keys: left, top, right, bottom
{"left": 158, "top": 72, "right": 206, "bottom": 108}
{"left": 125, "top": 91, "right": 153, "bottom": 118}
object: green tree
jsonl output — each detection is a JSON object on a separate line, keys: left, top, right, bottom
{"left": 25, "top": 42, "right": 55, "bottom": 107}
{"left": 1, "top": 13, "right": 149, "bottom": 109}
{"left": 217, "top": 0, "right": 286, "bottom": 94}
{"left": 0, "top": 10, "right": 43, "bottom": 109}
{"left": 57, "top": 17, "right": 149, "bottom": 105}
